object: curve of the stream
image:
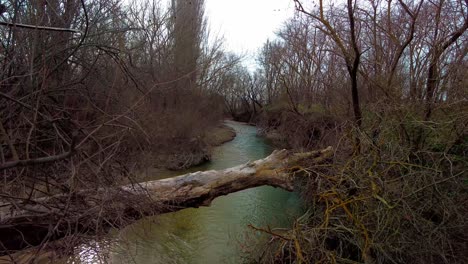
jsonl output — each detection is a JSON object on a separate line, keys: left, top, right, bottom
{"left": 75, "top": 120, "right": 304, "bottom": 264}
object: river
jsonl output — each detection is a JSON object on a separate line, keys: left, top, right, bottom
{"left": 72, "top": 120, "right": 304, "bottom": 263}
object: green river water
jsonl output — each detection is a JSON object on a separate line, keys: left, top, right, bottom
{"left": 72, "top": 121, "right": 304, "bottom": 263}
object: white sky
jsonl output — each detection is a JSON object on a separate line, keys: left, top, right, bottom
{"left": 204, "top": 0, "right": 295, "bottom": 69}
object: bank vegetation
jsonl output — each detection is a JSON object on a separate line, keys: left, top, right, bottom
{"left": 0, "top": 0, "right": 242, "bottom": 258}
{"left": 0, "top": 0, "right": 467, "bottom": 263}
{"left": 219, "top": 0, "right": 467, "bottom": 263}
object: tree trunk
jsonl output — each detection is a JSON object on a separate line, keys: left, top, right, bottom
{"left": 0, "top": 147, "right": 333, "bottom": 255}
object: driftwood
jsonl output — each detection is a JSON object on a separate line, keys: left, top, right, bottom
{"left": 0, "top": 147, "right": 333, "bottom": 255}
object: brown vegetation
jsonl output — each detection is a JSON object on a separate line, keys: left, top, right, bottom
{"left": 223, "top": 0, "right": 468, "bottom": 263}
{"left": 0, "top": 0, "right": 244, "bottom": 257}
{"left": 1, "top": 0, "right": 466, "bottom": 262}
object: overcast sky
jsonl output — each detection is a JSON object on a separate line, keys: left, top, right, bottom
{"left": 204, "top": 0, "right": 295, "bottom": 69}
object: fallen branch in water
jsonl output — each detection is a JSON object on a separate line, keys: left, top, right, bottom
{"left": 0, "top": 147, "right": 333, "bottom": 255}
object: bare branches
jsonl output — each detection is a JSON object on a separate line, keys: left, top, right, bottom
{"left": 0, "top": 121, "right": 18, "bottom": 162}
{"left": 0, "top": 134, "right": 76, "bottom": 170}
{"left": 387, "top": 0, "right": 424, "bottom": 85}
{"left": 0, "top": 21, "right": 82, "bottom": 34}
{"left": 293, "top": 0, "right": 363, "bottom": 152}
{"left": 0, "top": 0, "right": 231, "bottom": 256}
{"left": 0, "top": 148, "right": 74, "bottom": 171}
{"left": 293, "top": 0, "right": 351, "bottom": 65}
{"left": 242, "top": 1, "right": 467, "bottom": 263}
{"left": 0, "top": 148, "right": 333, "bottom": 254}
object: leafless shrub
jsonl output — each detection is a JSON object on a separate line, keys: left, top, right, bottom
{"left": 0, "top": 0, "right": 235, "bottom": 258}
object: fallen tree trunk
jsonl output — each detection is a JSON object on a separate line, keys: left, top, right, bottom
{"left": 0, "top": 147, "right": 333, "bottom": 255}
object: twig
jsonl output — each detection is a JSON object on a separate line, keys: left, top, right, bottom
{"left": 0, "top": 137, "right": 76, "bottom": 170}
{"left": 0, "top": 150, "right": 74, "bottom": 170}
{"left": 0, "top": 21, "right": 82, "bottom": 34}
{"left": 0, "top": 120, "right": 18, "bottom": 161}
{"left": 248, "top": 224, "right": 291, "bottom": 241}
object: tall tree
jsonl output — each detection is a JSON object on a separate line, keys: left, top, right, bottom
{"left": 294, "top": 0, "right": 363, "bottom": 151}
{"left": 172, "top": 0, "right": 204, "bottom": 98}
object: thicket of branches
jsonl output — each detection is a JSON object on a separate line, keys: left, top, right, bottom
{"left": 0, "top": 0, "right": 241, "bottom": 258}
{"left": 232, "top": 0, "right": 467, "bottom": 263}
{"left": 1, "top": 0, "right": 466, "bottom": 262}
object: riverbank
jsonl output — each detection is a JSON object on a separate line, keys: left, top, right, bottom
{"left": 0, "top": 122, "right": 237, "bottom": 262}
{"left": 0, "top": 120, "right": 298, "bottom": 264}
{"left": 159, "top": 122, "right": 236, "bottom": 170}
{"left": 204, "top": 123, "right": 237, "bottom": 146}
{"left": 133, "top": 122, "right": 236, "bottom": 181}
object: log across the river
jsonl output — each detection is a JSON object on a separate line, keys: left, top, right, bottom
{"left": 0, "top": 147, "right": 333, "bottom": 255}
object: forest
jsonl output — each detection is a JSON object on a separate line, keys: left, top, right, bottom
{"left": 0, "top": 0, "right": 467, "bottom": 263}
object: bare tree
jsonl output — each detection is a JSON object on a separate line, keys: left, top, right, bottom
{"left": 293, "top": 0, "right": 363, "bottom": 151}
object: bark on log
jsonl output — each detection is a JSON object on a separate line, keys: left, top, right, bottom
{"left": 0, "top": 147, "right": 333, "bottom": 255}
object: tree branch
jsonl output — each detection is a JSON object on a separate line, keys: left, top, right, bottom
{"left": 0, "top": 147, "right": 333, "bottom": 254}
{"left": 0, "top": 21, "right": 82, "bottom": 34}
{"left": 0, "top": 137, "right": 76, "bottom": 170}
